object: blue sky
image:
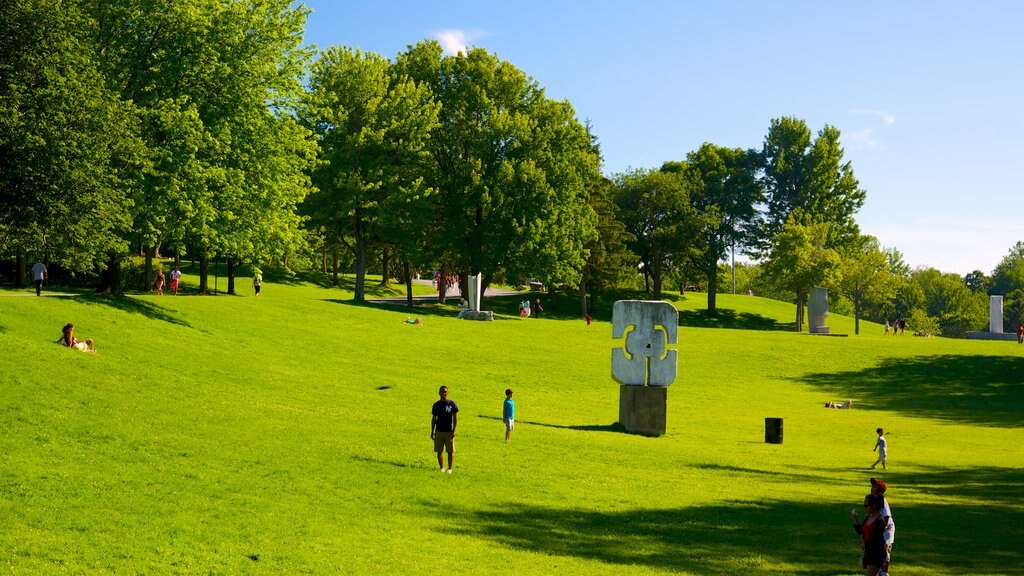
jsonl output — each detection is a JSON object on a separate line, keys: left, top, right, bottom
{"left": 299, "top": 1, "right": 1022, "bottom": 276}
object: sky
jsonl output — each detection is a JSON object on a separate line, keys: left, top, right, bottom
{"left": 298, "top": 0, "right": 1023, "bottom": 276}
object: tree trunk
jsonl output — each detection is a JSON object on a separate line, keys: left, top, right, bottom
{"left": 332, "top": 247, "right": 339, "bottom": 287}
{"left": 706, "top": 264, "right": 718, "bottom": 316}
{"left": 199, "top": 252, "right": 210, "bottom": 294}
{"left": 96, "top": 254, "right": 123, "bottom": 295}
{"left": 15, "top": 253, "right": 25, "bottom": 288}
{"left": 437, "top": 263, "right": 448, "bottom": 305}
{"left": 226, "top": 256, "right": 237, "bottom": 295}
{"left": 322, "top": 245, "right": 328, "bottom": 274}
{"left": 795, "top": 288, "right": 806, "bottom": 332}
{"left": 579, "top": 277, "right": 588, "bottom": 319}
{"left": 404, "top": 259, "right": 414, "bottom": 307}
{"left": 353, "top": 214, "right": 367, "bottom": 301}
{"left": 144, "top": 246, "right": 156, "bottom": 292}
{"left": 380, "top": 247, "right": 391, "bottom": 286}
{"left": 459, "top": 270, "right": 468, "bottom": 302}
{"left": 854, "top": 293, "right": 861, "bottom": 335}
{"left": 547, "top": 283, "right": 557, "bottom": 312}
{"left": 652, "top": 258, "right": 663, "bottom": 300}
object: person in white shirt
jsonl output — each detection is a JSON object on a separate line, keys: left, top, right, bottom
{"left": 31, "top": 261, "right": 47, "bottom": 296}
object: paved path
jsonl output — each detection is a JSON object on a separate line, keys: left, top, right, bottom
{"left": 367, "top": 279, "right": 520, "bottom": 304}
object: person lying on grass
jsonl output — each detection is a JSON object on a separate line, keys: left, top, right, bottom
{"left": 825, "top": 400, "right": 852, "bottom": 409}
{"left": 58, "top": 323, "right": 96, "bottom": 353}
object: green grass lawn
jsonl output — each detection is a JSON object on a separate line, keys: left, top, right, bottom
{"left": 1, "top": 269, "right": 1022, "bottom": 575}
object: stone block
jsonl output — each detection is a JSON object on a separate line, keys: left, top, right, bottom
{"left": 461, "top": 310, "right": 493, "bottom": 321}
{"left": 619, "top": 385, "right": 667, "bottom": 436}
{"left": 764, "top": 417, "right": 783, "bottom": 444}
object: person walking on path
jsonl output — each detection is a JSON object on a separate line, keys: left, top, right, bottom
{"left": 1017, "top": 322, "right": 1023, "bottom": 344}
{"left": 871, "top": 428, "right": 888, "bottom": 470}
{"left": 503, "top": 389, "right": 515, "bottom": 442}
{"left": 171, "top": 266, "right": 182, "bottom": 295}
{"left": 431, "top": 386, "right": 459, "bottom": 473}
{"left": 155, "top": 269, "right": 166, "bottom": 295}
{"left": 31, "top": 261, "right": 47, "bottom": 296}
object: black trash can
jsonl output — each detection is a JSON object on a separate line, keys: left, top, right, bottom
{"left": 765, "top": 417, "right": 783, "bottom": 444}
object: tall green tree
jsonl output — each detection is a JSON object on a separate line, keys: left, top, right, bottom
{"left": 580, "top": 176, "right": 636, "bottom": 316}
{"left": 1, "top": 0, "right": 138, "bottom": 278}
{"left": 757, "top": 117, "right": 865, "bottom": 255}
{"left": 395, "top": 41, "right": 599, "bottom": 297}
{"left": 913, "top": 267, "right": 987, "bottom": 337}
{"left": 838, "top": 235, "right": 895, "bottom": 335}
{"left": 763, "top": 218, "right": 842, "bottom": 332}
{"left": 303, "top": 46, "right": 439, "bottom": 301}
{"left": 989, "top": 241, "right": 1024, "bottom": 327}
{"left": 669, "top": 143, "right": 762, "bottom": 315}
{"left": 612, "top": 169, "right": 692, "bottom": 301}
{"left": 87, "top": 0, "right": 315, "bottom": 293}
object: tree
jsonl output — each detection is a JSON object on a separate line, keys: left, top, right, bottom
{"left": 395, "top": 41, "right": 600, "bottom": 298}
{"left": 303, "top": 46, "right": 439, "bottom": 301}
{"left": 964, "top": 270, "right": 988, "bottom": 293}
{"left": 763, "top": 218, "right": 842, "bottom": 332}
{"left": 913, "top": 268, "right": 987, "bottom": 337}
{"left": 670, "top": 143, "right": 762, "bottom": 315}
{"left": 612, "top": 169, "right": 692, "bottom": 300}
{"left": 756, "top": 117, "right": 866, "bottom": 255}
{"left": 1, "top": 0, "right": 138, "bottom": 279}
{"left": 989, "top": 241, "right": 1024, "bottom": 328}
{"left": 87, "top": 0, "right": 315, "bottom": 293}
{"left": 580, "top": 176, "right": 636, "bottom": 316}
{"left": 838, "top": 235, "right": 895, "bottom": 335}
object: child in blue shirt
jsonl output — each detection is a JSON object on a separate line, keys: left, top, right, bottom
{"left": 503, "top": 389, "right": 515, "bottom": 442}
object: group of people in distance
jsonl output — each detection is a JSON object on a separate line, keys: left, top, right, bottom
{"left": 518, "top": 298, "right": 543, "bottom": 318}
{"left": 852, "top": 478, "right": 895, "bottom": 576}
{"left": 883, "top": 319, "right": 907, "bottom": 335}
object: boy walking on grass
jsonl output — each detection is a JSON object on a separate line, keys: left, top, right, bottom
{"left": 871, "top": 428, "right": 888, "bottom": 470}
{"left": 503, "top": 389, "right": 515, "bottom": 442}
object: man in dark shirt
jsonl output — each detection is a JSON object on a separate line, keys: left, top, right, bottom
{"left": 431, "top": 386, "right": 459, "bottom": 473}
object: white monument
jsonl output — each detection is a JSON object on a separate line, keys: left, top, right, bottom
{"left": 990, "top": 295, "right": 1003, "bottom": 334}
{"left": 808, "top": 287, "right": 830, "bottom": 334}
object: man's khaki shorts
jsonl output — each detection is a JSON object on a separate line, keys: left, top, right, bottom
{"left": 434, "top": 431, "right": 454, "bottom": 453}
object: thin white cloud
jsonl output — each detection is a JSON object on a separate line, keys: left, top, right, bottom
{"left": 434, "top": 29, "right": 485, "bottom": 56}
{"left": 846, "top": 109, "right": 896, "bottom": 149}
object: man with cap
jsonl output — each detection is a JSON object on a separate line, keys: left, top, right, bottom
{"left": 871, "top": 478, "right": 895, "bottom": 573}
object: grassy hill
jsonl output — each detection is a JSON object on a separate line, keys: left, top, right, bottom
{"left": 1, "top": 269, "right": 1022, "bottom": 575}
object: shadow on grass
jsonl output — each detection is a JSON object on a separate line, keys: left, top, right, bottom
{"left": 427, "top": 493, "right": 1023, "bottom": 575}
{"left": 325, "top": 298, "right": 519, "bottom": 321}
{"left": 74, "top": 294, "right": 191, "bottom": 328}
{"left": 476, "top": 414, "right": 625, "bottom": 433}
{"left": 677, "top": 308, "right": 796, "bottom": 331}
{"left": 480, "top": 291, "right": 799, "bottom": 333}
{"left": 795, "top": 354, "right": 1024, "bottom": 427}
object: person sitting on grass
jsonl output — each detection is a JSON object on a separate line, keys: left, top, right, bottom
{"left": 57, "top": 323, "right": 96, "bottom": 353}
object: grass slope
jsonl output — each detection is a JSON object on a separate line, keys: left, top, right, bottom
{"left": 1, "top": 269, "right": 1022, "bottom": 575}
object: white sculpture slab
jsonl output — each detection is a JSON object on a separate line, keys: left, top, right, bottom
{"left": 468, "top": 274, "right": 482, "bottom": 312}
{"left": 612, "top": 300, "right": 678, "bottom": 386}
{"left": 808, "top": 287, "right": 830, "bottom": 334}
{"left": 990, "top": 295, "right": 1003, "bottom": 334}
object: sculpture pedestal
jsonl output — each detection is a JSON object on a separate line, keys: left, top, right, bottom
{"left": 619, "top": 385, "right": 666, "bottom": 437}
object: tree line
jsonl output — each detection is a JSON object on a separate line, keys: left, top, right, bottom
{"left": 2, "top": 0, "right": 1021, "bottom": 335}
